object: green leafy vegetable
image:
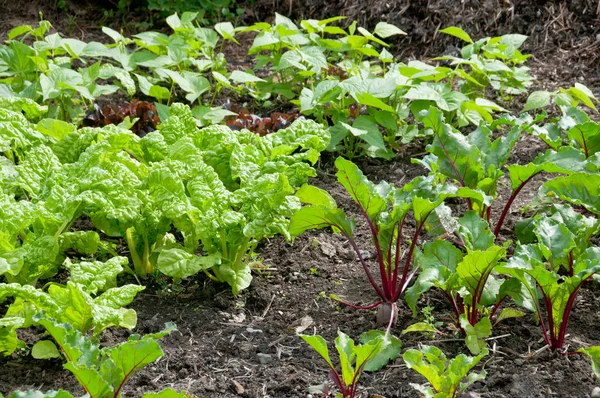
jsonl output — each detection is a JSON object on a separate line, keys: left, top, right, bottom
{"left": 300, "top": 330, "right": 396, "bottom": 398}
{"left": 403, "top": 345, "right": 488, "bottom": 398}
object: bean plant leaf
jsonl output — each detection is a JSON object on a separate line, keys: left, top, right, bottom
{"left": 373, "top": 22, "right": 406, "bottom": 38}
{"left": 440, "top": 26, "right": 473, "bottom": 43}
{"left": 523, "top": 90, "right": 552, "bottom": 112}
{"left": 142, "top": 389, "right": 192, "bottom": 398}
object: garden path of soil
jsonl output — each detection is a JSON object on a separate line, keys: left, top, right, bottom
{"left": 1, "top": 1, "right": 600, "bottom": 397}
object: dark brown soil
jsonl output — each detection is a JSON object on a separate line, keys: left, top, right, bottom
{"left": 1, "top": 1, "right": 600, "bottom": 398}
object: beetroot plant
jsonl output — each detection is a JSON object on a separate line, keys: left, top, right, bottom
{"left": 416, "top": 107, "right": 591, "bottom": 239}
{"left": 290, "top": 157, "right": 483, "bottom": 327}
{"left": 498, "top": 206, "right": 600, "bottom": 351}
{"left": 300, "top": 330, "right": 400, "bottom": 398}
{"left": 405, "top": 211, "right": 525, "bottom": 353}
{"left": 403, "top": 345, "right": 488, "bottom": 398}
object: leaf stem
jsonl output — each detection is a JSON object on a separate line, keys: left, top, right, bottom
{"left": 393, "top": 214, "right": 429, "bottom": 302}
{"left": 493, "top": 175, "right": 535, "bottom": 237}
{"left": 347, "top": 236, "right": 385, "bottom": 299}
{"left": 489, "top": 295, "right": 506, "bottom": 321}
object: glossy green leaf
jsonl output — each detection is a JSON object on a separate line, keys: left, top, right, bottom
{"left": 495, "top": 308, "right": 525, "bottom": 324}
{"left": 523, "top": 90, "right": 552, "bottom": 111}
{"left": 541, "top": 173, "right": 600, "bottom": 214}
{"left": 335, "top": 157, "right": 386, "bottom": 219}
{"left": 401, "top": 322, "right": 439, "bottom": 336}
{"left": 458, "top": 211, "right": 494, "bottom": 251}
{"left": 65, "top": 257, "right": 127, "bottom": 294}
{"left": 460, "top": 315, "right": 491, "bottom": 354}
{"left": 440, "top": 26, "right": 473, "bottom": 43}
{"left": 373, "top": 22, "right": 406, "bottom": 38}
{"left": 157, "top": 248, "right": 221, "bottom": 279}
{"left": 456, "top": 246, "right": 505, "bottom": 307}
{"left": 299, "top": 334, "right": 334, "bottom": 368}
{"left": 360, "top": 330, "right": 400, "bottom": 371}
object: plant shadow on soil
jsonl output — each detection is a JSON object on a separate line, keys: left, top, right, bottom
{"left": 1, "top": 0, "right": 600, "bottom": 397}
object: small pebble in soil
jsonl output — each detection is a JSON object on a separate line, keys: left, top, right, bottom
{"left": 513, "top": 358, "right": 524, "bottom": 366}
{"left": 458, "top": 393, "right": 481, "bottom": 398}
{"left": 257, "top": 353, "right": 273, "bottom": 364}
{"left": 231, "top": 380, "right": 245, "bottom": 395}
{"left": 360, "top": 250, "right": 373, "bottom": 260}
{"left": 319, "top": 241, "right": 337, "bottom": 257}
{"left": 341, "top": 248, "right": 355, "bottom": 261}
{"left": 591, "top": 386, "right": 600, "bottom": 398}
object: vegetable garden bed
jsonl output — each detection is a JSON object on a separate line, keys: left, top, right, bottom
{"left": 1, "top": 1, "right": 599, "bottom": 397}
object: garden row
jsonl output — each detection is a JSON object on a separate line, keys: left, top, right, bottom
{"left": 1, "top": 12, "right": 600, "bottom": 398}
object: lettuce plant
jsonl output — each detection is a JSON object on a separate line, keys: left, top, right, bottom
{"left": 7, "top": 315, "right": 179, "bottom": 398}
{"left": 0, "top": 257, "right": 143, "bottom": 356}
{"left": 522, "top": 84, "right": 598, "bottom": 115}
{"left": 139, "top": 105, "right": 329, "bottom": 292}
{"left": 403, "top": 345, "right": 487, "bottom": 398}
{"left": 498, "top": 208, "right": 600, "bottom": 351}
{"left": 8, "top": 389, "right": 191, "bottom": 398}
{"left": 290, "top": 157, "right": 483, "bottom": 327}
{"left": 300, "top": 330, "right": 399, "bottom": 398}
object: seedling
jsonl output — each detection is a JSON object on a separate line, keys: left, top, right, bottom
{"left": 300, "top": 330, "right": 400, "bottom": 398}
{"left": 404, "top": 344, "right": 488, "bottom": 398}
